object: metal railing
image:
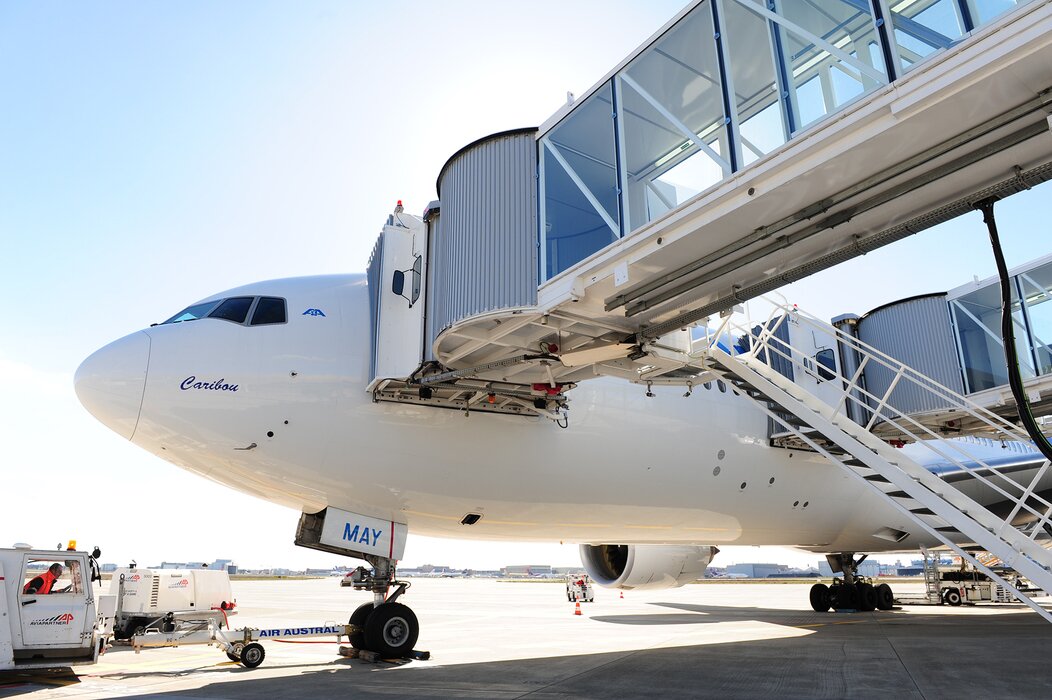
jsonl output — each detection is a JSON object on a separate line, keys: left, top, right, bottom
{"left": 696, "top": 296, "right": 1052, "bottom": 545}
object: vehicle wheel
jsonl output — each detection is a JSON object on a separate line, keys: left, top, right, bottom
{"left": 858, "top": 583, "right": 877, "bottom": 612}
{"left": 876, "top": 583, "right": 894, "bottom": 611}
{"left": 226, "top": 643, "right": 243, "bottom": 662}
{"left": 363, "top": 602, "right": 419, "bottom": 657}
{"left": 945, "top": 588, "right": 963, "bottom": 606}
{"left": 348, "top": 602, "right": 374, "bottom": 650}
{"left": 240, "top": 642, "right": 265, "bottom": 668}
{"left": 809, "top": 583, "right": 830, "bottom": 612}
{"left": 122, "top": 617, "right": 147, "bottom": 638}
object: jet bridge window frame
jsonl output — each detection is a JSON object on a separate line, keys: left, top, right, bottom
{"left": 536, "top": 0, "right": 1036, "bottom": 282}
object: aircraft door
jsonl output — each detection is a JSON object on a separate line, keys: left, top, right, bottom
{"left": 786, "top": 316, "right": 844, "bottom": 410}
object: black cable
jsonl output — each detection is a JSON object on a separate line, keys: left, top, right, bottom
{"left": 976, "top": 198, "right": 1052, "bottom": 463}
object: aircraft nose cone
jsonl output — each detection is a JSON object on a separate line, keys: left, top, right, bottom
{"left": 75, "top": 331, "right": 151, "bottom": 440}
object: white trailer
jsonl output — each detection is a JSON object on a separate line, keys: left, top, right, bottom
{"left": 109, "top": 566, "right": 236, "bottom": 639}
{"left": 0, "top": 545, "right": 115, "bottom": 671}
{"left": 130, "top": 619, "right": 356, "bottom": 668}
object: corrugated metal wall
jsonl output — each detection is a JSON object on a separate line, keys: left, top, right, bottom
{"left": 428, "top": 129, "right": 538, "bottom": 350}
{"left": 857, "top": 294, "right": 965, "bottom": 416}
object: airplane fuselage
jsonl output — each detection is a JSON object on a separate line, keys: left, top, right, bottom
{"left": 76, "top": 273, "right": 952, "bottom": 555}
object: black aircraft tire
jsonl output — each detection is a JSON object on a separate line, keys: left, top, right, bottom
{"left": 363, "top": 602, "right": 419, "bottom": 657}
{"left": 830, "top": 583, "right": 857, "bottom": 610}
{"left": 809, "top": 583, "right": 831, "bottom": 612}
{"left": 348, "top": 602, "right": 374, "bottom": 649}
{"left": 240, "top": 642, "right": 265, "bottom": 668}
{"left": 858, "top": 583, "right": 877, "bottom": 612}
{"left": 876, "top": 583, "right": 894, "bottom": 611}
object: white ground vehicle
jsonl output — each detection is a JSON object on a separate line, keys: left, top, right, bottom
{"left": 935, "top": 567, "right": 1019, "bottom": 606}
{"left": 566, "top": 575, "right": 594, "bottom": 603}
{"left": 0, "top": 545, "right": 115, "bottom": 671}
{"left": 108, "top": 566, "right": 236, "bottom": 639}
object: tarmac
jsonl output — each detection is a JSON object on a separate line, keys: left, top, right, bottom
{"left": 2, "top": 577, "right": 1051, "bottom": 699}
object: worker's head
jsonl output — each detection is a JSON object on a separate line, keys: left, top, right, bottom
{"left": 49, "top": 563, "right": 63, "bottom": 576}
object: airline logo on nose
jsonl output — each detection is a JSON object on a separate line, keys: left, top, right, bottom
{"left": 303, "top": 308, "right": 326, "bottom": 317}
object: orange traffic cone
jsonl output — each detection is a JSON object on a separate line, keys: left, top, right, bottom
{"left": 574, "top": 601, "right": 582, "bottom": 616}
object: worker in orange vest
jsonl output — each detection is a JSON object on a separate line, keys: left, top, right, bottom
{"left": 23, "top": 563, "right": 64, "bottom": 594}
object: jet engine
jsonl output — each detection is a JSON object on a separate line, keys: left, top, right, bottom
{"left": 579, "top": 544, "right": 719, "bottom": 591}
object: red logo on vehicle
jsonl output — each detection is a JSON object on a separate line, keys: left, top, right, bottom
{"left": 29, "top": 613, "right": 74, "bottom": 626}
{"left": 130, "top": 574, "right": 141, "bottom": 581}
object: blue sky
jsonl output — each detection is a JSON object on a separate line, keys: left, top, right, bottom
{"left": 1, "top": 1, "right": 1048, "bottom": 570}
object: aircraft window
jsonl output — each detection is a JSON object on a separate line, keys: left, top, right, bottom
{"left": 815, "top": 349, "right": 837, "bottom": 382}
{"left": 251, "top": 297, "right": 287, "bottom": 326}
{"left": 162, "top": 300, "right": 220, "bottom": 324}
{"left": 208, "top": 297, "right": 254, "bottom": 324}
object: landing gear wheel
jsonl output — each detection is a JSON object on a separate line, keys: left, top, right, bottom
{"left": 363, "top": 602, "right": 419, "bottom": 657}
{"left": 830, "top": 583, "right": 857, "bottom": 610}
{"left": 348, "top": 602, "right": 374, "bottom": 650}
{"left": 875, "top": 583, "right": 894, "bottom": 611}
{"left": 809, "top": 583, "right": 830, "bottom": 612}
{"left": 944, "top": 588, "right": 963, "bottom": 606}
{"left": 226, "top": 642, "right": 243, "bottom": 662}
{"left": 240, "top": 642, "right": 265, "bottom": 668}
{"left": 858, "top": 582, "right": 877, "bottom": 612}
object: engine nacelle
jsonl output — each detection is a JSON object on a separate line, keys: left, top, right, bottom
{"left": 579, "top": 544, "right": 718, "bottom": 591}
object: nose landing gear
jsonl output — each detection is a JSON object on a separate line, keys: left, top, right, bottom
{"left": 809, "top": 553, "right": 894, "bottom": 613}
{"left": 346, "top": 555, "right": 420, "bottom": 657}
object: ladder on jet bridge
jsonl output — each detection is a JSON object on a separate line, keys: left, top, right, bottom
{"left": 693, "top": 298, "right": 1052, "bottom": 622}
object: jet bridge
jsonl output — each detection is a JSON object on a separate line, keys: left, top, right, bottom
{"left": 403, "top": 0, "right": 1052, "bottom": 393}
{"left": 365, "top": 0, "right": 1052, "bottom": 418}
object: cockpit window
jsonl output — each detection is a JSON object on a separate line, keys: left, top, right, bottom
{"left": 251, "top": 297, "right": 287, "bottom": 326}
{"left": 161, "top": 296, "right": 288, "bottom": 326}
{"left": 208, "top": 297, "right": 254, "bottom": 324}
{"left": 162, "top": 300, "right": 220, "bottom": 324}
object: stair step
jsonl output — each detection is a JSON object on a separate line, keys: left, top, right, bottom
{"left": 712, "top": 334, "right": 1052, "bottom": 618}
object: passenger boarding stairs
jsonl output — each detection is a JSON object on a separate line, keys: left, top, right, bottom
{"left": 693, "top": 298, "right": 1052, "bottom": 621}
{"left": 921, "top": 547, "right": 943, "bottom": 604}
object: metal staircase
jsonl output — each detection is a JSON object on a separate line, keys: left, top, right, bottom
{"left": 921, "top": 546, "right": 943, "bottom": 604}
{"left": 688, "top": 298, "right": 1052, "bottom": 622}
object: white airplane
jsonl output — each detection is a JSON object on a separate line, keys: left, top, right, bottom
{"left": 73, "top": 207, "right": 1048, "bottom": 656}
